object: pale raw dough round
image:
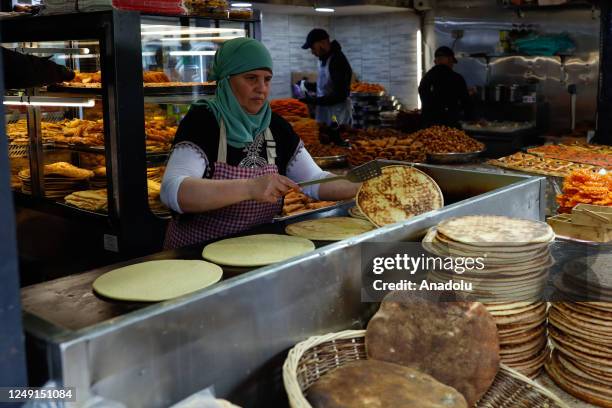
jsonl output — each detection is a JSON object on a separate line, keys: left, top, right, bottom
{"left": 92, "top": 260, "right": 223, "bottom": 302}
{"left": 202, "top": 234, "right": 315, "bottom": 267}
{"left": 285, "top": 217, "right": 375, "bottom": 241}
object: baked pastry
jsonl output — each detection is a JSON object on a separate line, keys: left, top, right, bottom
{"left": 307, "top": 359, "right": 467, "bottom": 408}
{"left": 366, "top": 292, "right": 500, "bottom": 406}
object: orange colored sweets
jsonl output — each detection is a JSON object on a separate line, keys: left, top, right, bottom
{"left": 556, "top": 169, "right": 612, "bottom": 213}
{"left": 270, "top": 98, "right": 309, "bottom": 119}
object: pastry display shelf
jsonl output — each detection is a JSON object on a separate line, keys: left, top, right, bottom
{"left": 45, "top": 83, "right": 216, "bottom": 98}
{"left": 2, "top": 9, "right": 259, "bottom": 257}
{"left": 13, "top": 191, "right": 107, "bottom": 222}
{"left": 41, "top": 143, "right": 170, "bottom": 163}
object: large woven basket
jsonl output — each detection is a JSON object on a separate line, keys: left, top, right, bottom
{"left": 283, "top": 330, "right": 570, "bottom": 408}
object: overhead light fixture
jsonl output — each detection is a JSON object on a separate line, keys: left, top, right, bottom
{"left": 141, "top": 26, "right": 245, "bottom": 36}
{"left": 231, "top": 2, "right": 252, "bottom": 6}
{"left": 160, "top": 36, "right": 242, "bottom": 42}
{"left": 55, "top": 54, "right": 98, "bottom": 59}
{"left": 14, "top": 47, "right": 90, "bottom": 55}
{"left": 169, "top": 50, "right": 217, "bottom": 56}
{"left": 3, "top": 96, "right": 96, "bottom": 108}
{"left": 314, "top": 7, "right": 335, "bottom": 12}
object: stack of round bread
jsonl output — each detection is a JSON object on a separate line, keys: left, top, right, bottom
{"left": 422, "top": 216, "right": 555, "bottom": 303}
{"left": 486, "top": 301, "right": 549, "bottom": 378}
{"left": 554, "top": 254, "right": 612, "bottom": 302}
{"left": 422, "top": 216, "right": 555, "bottom": 378}
{"left": 546, "top": 302, "right": 612, "bottom": 407}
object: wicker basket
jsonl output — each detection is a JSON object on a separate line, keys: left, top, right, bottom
{"left": 283, "top": 330, "right": 571, "bottom": 408}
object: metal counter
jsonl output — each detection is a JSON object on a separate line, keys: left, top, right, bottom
{"left": 21, "top": 164, "right": 546, "bottom": 408}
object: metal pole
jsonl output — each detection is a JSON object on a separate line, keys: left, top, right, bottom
{"left": 596, "top": 1, "right": 612, "bottom": 145}
{"left": 0, "top": 33, "right": 28, "bottom": 404}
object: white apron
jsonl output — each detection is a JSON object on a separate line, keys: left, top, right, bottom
{"left": 316, "top": 54, "right": 353, "bottom": 126}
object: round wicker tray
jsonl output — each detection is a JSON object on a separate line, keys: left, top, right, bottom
{"left": 283, "top": 329, "right": 571, "bottom": 408}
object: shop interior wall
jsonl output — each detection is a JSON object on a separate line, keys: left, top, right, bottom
{"left": 260, "top": 11, "right": 421, "bottom": 108}
{"left": 425, "top": 2, "right": 600, "bottom": 133}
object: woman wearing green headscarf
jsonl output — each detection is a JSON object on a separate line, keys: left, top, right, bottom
{"left": 161, "top": 38, "right": 359, "bottom": 249}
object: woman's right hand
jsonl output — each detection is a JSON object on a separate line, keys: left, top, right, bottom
{"left": 247, "top": 174, "right": 300, "bottom": 203}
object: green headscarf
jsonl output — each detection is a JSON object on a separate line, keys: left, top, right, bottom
{"left": 196, "top": 38, "right": 274, "bottom": 148}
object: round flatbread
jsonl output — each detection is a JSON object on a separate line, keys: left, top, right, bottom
{"left": 92, "top": 260, "right": 223, "bottom": 302}
{"left": 357, "top": 165, "right": 443, "bottom": 227}
{"left": 285, "top": 217, "right": 374, "bottom": 241}
{"left": 437, "top": 216, "right": 554, "bottom": 247}
{"left": 306, "top": 360, "right": 468, "bottom": 408}
{"left": 365, "top": 292, "right": 500, "bottom": 407}
{"left": 202, "top": 234, "right": 315, "bottom": 267}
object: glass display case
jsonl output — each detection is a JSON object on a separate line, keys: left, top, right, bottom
{"left": 2, "top": 9, "right": 260, "bottom": 262}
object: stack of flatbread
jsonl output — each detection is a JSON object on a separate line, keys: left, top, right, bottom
{"left": 554, "top": 254, "right": 612, "bottom": 302}
{"left": 422, "top": 215, "right": 555, "bottom": 378}
{"left": 19, "top": 162, "right": 93, "bottom": 199}
{"left": 147, "top": 166, "right": 165, "bottom": 183}
{"left": 546, "top": 302, "right": 612, "bottom": 407}
{"left": 486, "top": 301, "right": 549, "bottom": 378}
{"left": 357, "top": 165, "right": 443, "bottom": 227}
{"left": 147, "top": 179, "right": 171, "bottom": 217}
{"left": 423, "top": 216, "right": 555, "bottom": 303}
{"left": 65, "top": 189, "right": 107, "bottom": 212}
{"left": 64, "top": 180, "right": 170, "bottom": 215}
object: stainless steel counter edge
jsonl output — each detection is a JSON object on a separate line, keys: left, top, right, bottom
{"left": 28, "top": 169, "right": 544, "bottom": 347}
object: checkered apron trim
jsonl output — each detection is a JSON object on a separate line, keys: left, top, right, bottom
{"left": 164, "top": 122, "right": 282, "bottom": 249}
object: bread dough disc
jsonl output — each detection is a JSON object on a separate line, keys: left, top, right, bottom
{"left": 285, "top": 217, "right": 375, "bottom": 241}
{"left": 202, "top": 234, "right": 315, "bottom": 267}
{"left": 92, "top": 260, "right": 223, "bottom": 302}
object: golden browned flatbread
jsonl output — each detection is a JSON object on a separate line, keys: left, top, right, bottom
{"left": 365, "top": 292, "right": 499, "bottom": 407}
{"left": 307, "top": 359, "right": 467, "bottom": 408}
{"left": 437, "top": 216, "right": 554, "bottom": 246}
{"left": 65, "top": 189, "right": 107, "bottom": 211}
{"left": 357, "top": 165, "right": 443, "bottom": 227}
{"left": 19, "top": 161, "right": 94, "bottom": 180}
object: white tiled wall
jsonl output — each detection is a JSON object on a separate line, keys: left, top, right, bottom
{"left": 260, "top": 13, "right": 332, "bottom": 100}
{"left": 260, "top": 11, "right": 421, "bottom": 108}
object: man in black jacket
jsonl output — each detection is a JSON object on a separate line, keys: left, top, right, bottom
{"left": 302, "top": 28, "right": 353, "bottom": 126}
{"left": 418, "top": 46, "right": 472, "bottom": 129}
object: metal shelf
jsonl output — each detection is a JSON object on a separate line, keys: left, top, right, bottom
{"left": 13, "top": 191, "right": 108, "bottom": 222}
{"left": 45, "top": 84, "right": 216, "bottom": 97}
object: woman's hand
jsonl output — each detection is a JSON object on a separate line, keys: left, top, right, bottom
{"left": 248, "top": 174, "right": 300, "bottom": 203}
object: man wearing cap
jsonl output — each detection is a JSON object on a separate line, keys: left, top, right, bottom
{"left": 418, "top": 46, "right": 473, "bottom": 129}
{"left": 301, "top": 28, "right": 353, "bottom": 126}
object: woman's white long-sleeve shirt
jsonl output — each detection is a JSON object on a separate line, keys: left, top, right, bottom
{"left": 161, "top": 142, "right": 331, "bottom": 214}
